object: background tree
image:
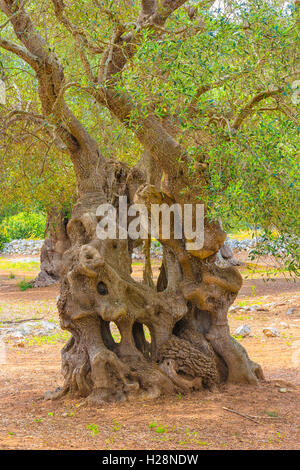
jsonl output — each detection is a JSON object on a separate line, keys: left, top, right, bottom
{"left": 0, "top": 0, "right": 298, "bottom": 403}
{"left": 0, "top": 43, "right": 141, "bottom": 284}
{"left": 0, "top": 71, "right": 74, "bottom": 282}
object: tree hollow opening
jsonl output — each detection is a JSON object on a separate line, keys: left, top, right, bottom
{"left": 109, "top": 322, "right": 121, "bottom": 343}
{"left": 132, "top": 322, "right": 152, "bottom": 360}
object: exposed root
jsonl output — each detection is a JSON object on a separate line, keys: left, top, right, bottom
{"left": 44, "top": 386, "right": 69, "bottom": 401}
{"left": 159, "top": 359, "right": 203, "bottom": 391}
{"left": 158, "top": 336, "right": 219, "bottom": 390}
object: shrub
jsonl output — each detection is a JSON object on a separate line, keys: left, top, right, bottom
{"left": 0, "top": 226, "right": 10, "bottom": 251}
{"left": 0, "top": 212, "right": 46, "bottom": 241}
{"left": 17, "top": 279, "right": 33, "bottom": 291}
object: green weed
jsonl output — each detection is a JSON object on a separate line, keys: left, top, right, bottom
{"left": 86, "top": 424, "right": 99, "bottom": 436}
{"left": 17, "top": 279, "right": 33, "bottom": 291}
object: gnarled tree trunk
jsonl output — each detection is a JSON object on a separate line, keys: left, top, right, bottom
{"left": 33, "top": 209, "right": 70, "bottom": 287}
{"left": 46, "top": 157, "right": 263, "bottom": 404}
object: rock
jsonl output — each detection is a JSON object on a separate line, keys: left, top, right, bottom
{"left": 33, "top": 271, "right": 58, "bottom": 288}
{"left": 41, "top": 320, "right": 56, "bottom": 330}
{"left": 229, "top": 305, "right": 239, "bottom": 312}
{"left": 234, "top": 325, "right": 251, "bottom": 337}
{"left": 286, "top": 308, "right": 295, "bottom": 315}
{"left": 279, "top": 388, "right": 287, "bottom": 393}
{"left": 263, "top": 327, "right": 280, "bottom": 337}
{"left": 2, "top": 320, "right": 59, "bottom": 340}
{"left": 11, "top": 331, "right": 24, "bottom": 338}
{"left": 239, "top": 305, "right": 258, "bottom": 311}
{"left": 279, "top": 322, "right": 289, "bottom": 329}
{"left": 20, "top": 325, "right": 34, "bottom": 335}
{"left": 248, "top": 305, "right": 261, "bottom": 311}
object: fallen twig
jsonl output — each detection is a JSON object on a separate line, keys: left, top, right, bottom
{"left": 0, "top": 317, "right": 44, "bottom": 324}
{"left": 223, "top": 407, "right": 260, "bottom": 424}
{"left": 251, "top": 415, "right": 282, "bottom": 420}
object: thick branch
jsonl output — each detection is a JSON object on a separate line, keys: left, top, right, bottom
{"left": 96, "top": 87, "right": 191, "bottom": 198}
{"left": 0, "top": 0, "right": 107, "bottom": 194}
{"left": 96, "top": 0, "right": 197, "bottom": 82}
{"left": 145, "top": 1, "right": 193, "bottom": 26}
{"left": 0, "top": 0, "right": 101, "bottom": 151}
{"left": 140, "top": 0, "right": 157, "bottom": 17}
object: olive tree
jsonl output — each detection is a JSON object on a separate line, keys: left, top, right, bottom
{"left": 0, "top": 0, "right": 298, "bottom": 403}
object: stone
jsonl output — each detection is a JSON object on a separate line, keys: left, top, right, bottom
{"left": 263, "top": 327, "right": 280, "bottom": 337}
{"left": 20, "top": 325, "right": 34, "bottom": 335}
{"left": 234, "top": 325, "right": 251, "bottom": 337}
{"left": 40, "top": 321, "right": 57, "bottom": 331}
{"left": 2, "top": 320, "right": 59, "bottom": 340}
{"left": 11, "top": 331, "right": 24, "bottom": 338}
{"left": 286, "top": 308, "right": 295, "bottom": 315}
{"left": 229, "top": 305, "right": 239, "bottom": 312}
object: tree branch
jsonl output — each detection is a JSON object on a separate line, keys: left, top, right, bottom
{"left": 51, "top": 0, "right": 103, "bottom": 83}
{"left": 92, "top": 0, "right": 213, "bottom": 196}
{"left": 0, "top": 0, "right": 28, "bottom": 30}
{"left": 232, "top": 89, "right": 281, "bottom": 130}
{"left": 275, "top": 96, "right": 299, "bottom": 126}
{"left": 0, "top": 0, "right": 100, "bottom": 152}
{"left": 187, "top": 57, "right": 268, "bottom": 119}
{"left": 0, "top": 36, "right": 39, "bottom": 69}
{"left": 0, "top": 0, "right": 107, "bottom": 188}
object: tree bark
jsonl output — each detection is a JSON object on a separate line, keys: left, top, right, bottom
{"left": 33, "top": 208, "right": 70, "bottom": 287}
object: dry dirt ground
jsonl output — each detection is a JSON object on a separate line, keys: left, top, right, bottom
{"left": 0, "top": 255, "right": 299, "bottom": 450}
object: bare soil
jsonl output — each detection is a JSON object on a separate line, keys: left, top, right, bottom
{"left": 0, "top": 255, "right": 299, "bottom": 450}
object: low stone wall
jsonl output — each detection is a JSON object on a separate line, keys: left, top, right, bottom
{"left": 1, "top": 239, "right": 44, "bottom": 255}
{"left": 0, "top": 238, "right": 257, "bottom": 257}
{"left": 2, "top": 236, "right": 295, "bottom": 257}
